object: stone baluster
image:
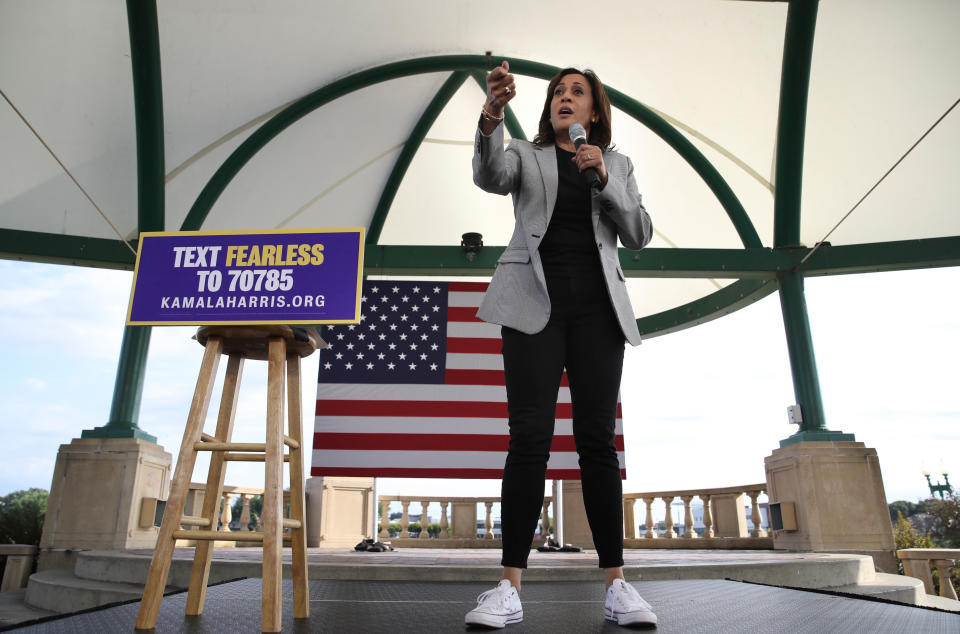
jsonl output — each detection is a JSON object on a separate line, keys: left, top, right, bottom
{"left": 420, "top": 500, "right": 430, "bottom": 538}
{"left": 661, "top": 496, "right": 677, "bottom": 538}
{"left": 239, "top": 494, "right": 252, "bottom": 531}
{"left": 401, "top": 500, "right": 412, "bottom": 538}
{"left": 623, "top": 498, "right": 636, "bottom": 539}
{"left": 933, "top": 560, "right": 959, "bottom": 600}
{"left": 541, "top": 499, "right": 551, "bottom": 540}
{"left": 747, "top": 490, "right": 766, "bottom": 538}
{"left": 439, "top": 501, "right": 449, "bottom": 539}
{"left": 680, "top": 496, "right": 697, "bottom": 538}
{"left": 484, "top": 501, "right": 494, "bottom": 539}
{"left": 220, "top": 493, "right": 234, "bottom": 532}
{"left": 700, "top": 495, "right": 714, "bottom": 538}
{"left": 642, "top": 498, "right": 656, "bottom": 539}
{"left": 379, "top": 498, "right": 390, "bottom": 539}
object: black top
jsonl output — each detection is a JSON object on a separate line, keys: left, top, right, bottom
{"left": 539, "top": 147, "right": 607, "bottom": 304}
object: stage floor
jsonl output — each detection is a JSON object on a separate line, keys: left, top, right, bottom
{"left": 8, "top": 577, "right": 959, "bottom": 633}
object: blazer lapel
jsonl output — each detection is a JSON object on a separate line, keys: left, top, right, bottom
{"left": 534, "top": 145, "right": 558, "bottom": 226}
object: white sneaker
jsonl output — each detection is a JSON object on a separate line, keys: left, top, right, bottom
{"left": 604, "top": 579, "right": 657, "bottom": 627}
{"left": 465, "top": 579, "right": 523, "bottom": 628}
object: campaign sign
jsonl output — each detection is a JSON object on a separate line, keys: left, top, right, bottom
{"left": 126, "top": 228, "right": 364, "bottom": 325}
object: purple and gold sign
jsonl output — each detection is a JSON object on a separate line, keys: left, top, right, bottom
{"left": 126, "top": 228, "right": 364, "bottom": 325}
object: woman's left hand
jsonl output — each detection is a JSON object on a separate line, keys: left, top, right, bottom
{"left": 572, "top": 144, "right": 608, "bottom": 187}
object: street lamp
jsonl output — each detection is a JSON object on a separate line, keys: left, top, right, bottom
{"left": 922, "top": 463, "right": 952, "bottom": 500}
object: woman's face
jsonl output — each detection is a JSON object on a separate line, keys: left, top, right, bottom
{"left": 549, "top": 73, "right": 597, "bottom": 139}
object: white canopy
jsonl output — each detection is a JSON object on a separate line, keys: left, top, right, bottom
{"left": 2, "top": 0, "right": 957, "bottom": 332}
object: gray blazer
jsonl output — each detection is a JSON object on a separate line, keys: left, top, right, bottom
{"left": 472, "top": 123, "right": 652, "bottom": 346}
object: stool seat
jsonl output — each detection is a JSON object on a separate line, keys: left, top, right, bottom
{"left": 195, "top": 325, "right": 326, "bottom": 360}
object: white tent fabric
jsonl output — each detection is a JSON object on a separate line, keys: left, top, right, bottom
{"left": 1, "top": 0, "right": 957, "bottom": 321}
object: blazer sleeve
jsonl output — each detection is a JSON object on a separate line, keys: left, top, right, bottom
{"left": 594, "top": 154, "right": 653, "bottom": 251}
{"left": 472, "top": 122, "right": 520, "bottom": 195}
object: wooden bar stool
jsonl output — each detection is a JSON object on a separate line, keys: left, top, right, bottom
{"left": 136, "top": 325, "right": 325, "bottom": 632}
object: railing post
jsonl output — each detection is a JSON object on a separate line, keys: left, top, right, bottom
{"left": 401, "top": 500, "right": 412, "bottom": 538}
{"left": 747, "top": 490, "right": 767, "bottom": 538}
{"left": 379, "top": 498, "right": 390, "bottom": 539}
{"left": 701, "top": 495, "right": 714, "bottom": 538}
{"left": 624, "top": 498, "right": 636, "bottom": 539}
{"left": 220, "top": 493, "right": 234, "bottom": 532}
{"left": 239, "top": 494, "right": 252, "bottom": 531}
{"left": 680, "top": 496, "right": 697, "bottom": 539}
{"left": 662, "top": 496, "right": 677, "bottom": 539}
{"left": 541, "top": 499, "right": 551, "bottom": 540}
{"left": 484, "top": 501, "right": 494, "bottom": 539}
{"left": 439, "top": 500, "right": 449, "bottom": 538}
{"left": 933, "top": 560, "right": 959, "bottom": 600}
{"left": 420, "top": 500, "right": 430, "bottom": 538}
{"left": 642, "top": 498, "right": 656, "bottom": 538}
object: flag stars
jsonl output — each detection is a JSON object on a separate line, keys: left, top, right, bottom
{"left": 432, "top": 305, "right": 440, "bottom": 312}
{"left": 409, "top": 363, "right": 417, "bottom": 370}
{"left": 410, "top": 324, "right": 418, "bottom": 331}
{"left": 387, "top": 363, "right": 395, "bottom": 370}
{"left": 379, "top": 334, "right": 387, "bottom": 340}
{"left": 388, "top": 343, "right": 396, "bottom": 350}
{"left": 411, "top": 305, "right": 419, "bottom": 312}
{"left": 366, "top": 363, "right": 374, "bottom": 370}
{"left": 409, "top": 343, "right": 417, "bottom": 351}
{"left": 381, "top": 296, "right": 388, "bottom": 303}
{"left": 400, "top": 315, "right": 408, "bottom": 322}
{"left": 389, "top": 324, "right": 398, "bottom": 331}
{"left": 346, "top": 343, "right": 354, "bottom": 350}
{"left": 399, "top": 353, "right": 407, "bottom": 360}
{"left": 337, "top": 333, "right": 345, "bottom": 340}
{"left": 356, "top": 353, "right": 364, "bottom": 360}
{"left": 377, "top": 353, "right": 385, "bottom": 360}
{"left": 324, "top": 362, "right": 332, "bottom": 370}
{"left": 392, "top": 286, "right": 400, "bottom": 293}
{"left": 357, "top": 334, "right": 365, "bottom": 340}
{"left": 380, "top": 315, "right": 388, "bottom": 321}
{"left": 421, "top": 315, "right": 430, "bottom": 322}
{"left": 401, "top": 295, "right": 409, "bottom": 303}
{"left": 345, "top": 362, "right": 353, "bottom": 369}
{"left": 431, "top": 324, "right": 439, "bottom": 331}
{"left": 348, "top": 325, "right": 355, "bottom": 330}
{"left": 367, "top": 343, "right": 375, "bottom": 350}
{"left": 361, "top": 295, "right": 367, "bottom": 302}
{"left": 399, "top": 334, "right": 407, "bottom": 341}
{"left": 421, "top": 334, "right": 429, "bottom": 341}
{"left": 420, "top": 353, "right": 428, "bottom": 360}
{"left": 433, "top": 286, "right": 440, "bottom": 293}
{"left": 430, "top": 363, "right": 438, "bottom": 371}
{"left": 371, "top": 286, "right": 379, "bottom": 294}
{"left": 390, "top": 305, "right": 398, "bottom": 312}
{"left": 431, "top": 343, "right": 439, "bottom": 351}
{"left": 335, "top": 352, "right": 343, "bottom": 359}
{"left": 412, "top": 286, "right": 420, "bottom": 293}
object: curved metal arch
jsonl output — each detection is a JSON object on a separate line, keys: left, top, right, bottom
{"left": 182, "top": 55, "right": 760, "bottom": 248}
{"left": 367, "top": 71, "right": 470, "bottom": 245}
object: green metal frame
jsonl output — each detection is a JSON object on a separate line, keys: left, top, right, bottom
{"left": 82, "top": 0, "right": 165, "bottom": 443}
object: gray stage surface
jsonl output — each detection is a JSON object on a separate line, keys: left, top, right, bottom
{"left": 6, "top": 578, "right": 959, "bottom": 633}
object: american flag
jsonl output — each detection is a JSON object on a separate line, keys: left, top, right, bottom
{"left": 311, "top": 280, "right": 626, "bottom": 479}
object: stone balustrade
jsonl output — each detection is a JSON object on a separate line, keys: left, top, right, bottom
{"left": 623, "top": 483, "right": 772, "bottom": 549}
{"left": 897, "top": 548, "right": 960, "bottom": 600}
{"left": 0, "top": 544, "right": 37, "bottom": 591}
{"left": 377, "top": 495, "right": 554, "bottom": 548}
{"left": 179, "top": 483, "right": 288, "bottom": 545}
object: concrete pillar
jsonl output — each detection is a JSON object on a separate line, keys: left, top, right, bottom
{"left": 764, "top": 441, "right": 897, "bottom": 572}
{"left": 560, "top": 481, "right": 592, "bottom": 548}
{"left": 304, "top": 476, "right": 374, "bottom": 547}
{"left": 38, "top": 437, "right": 171, "bottom": 570}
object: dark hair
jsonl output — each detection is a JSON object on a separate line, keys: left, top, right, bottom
{"left": 532, "top": 68, "right": 613, "bottom": 151}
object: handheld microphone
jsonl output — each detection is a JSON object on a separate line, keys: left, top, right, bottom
{"left": 568, "top": 123, "right": 601, "bottom": 189}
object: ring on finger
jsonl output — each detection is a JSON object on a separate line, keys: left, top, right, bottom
{"left": 504, "top": 86, "right": 511, "bottom": 95}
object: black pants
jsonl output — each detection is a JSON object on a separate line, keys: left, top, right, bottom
{"left": 499, "top": 282, "right": 626, "bottom": 569}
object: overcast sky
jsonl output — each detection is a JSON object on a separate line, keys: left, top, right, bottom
{"left": 0, "top": 260, "right": 956, "bottom": 505}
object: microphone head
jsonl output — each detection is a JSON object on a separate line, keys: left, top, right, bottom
{"left": 568, "top": 123, "right": 587, "bottom": 145}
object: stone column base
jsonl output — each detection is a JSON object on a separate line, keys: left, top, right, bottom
{"left": 560, "top": 481, "right": 592, "bottom": 549}
{"left": 38, "top": 437, "right": 171, "bottom": 570}
{"left": 764, "top": 441, "right": 896, "bottom": 572}
{"left": 305, "top": 476, "right": 374, "bottom": 547}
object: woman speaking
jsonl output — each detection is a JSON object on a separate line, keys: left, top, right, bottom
{"left": 464, "top": 62, "right": 656, "bottom": 629}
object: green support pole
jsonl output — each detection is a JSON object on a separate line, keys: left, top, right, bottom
{"left": 774, "top": 0, "right": 852, "bottom": 446}
{"left": 777, "top": 272, "right": 852, "bottom": 445}
{"left": 83, "top": 0, "right": 164, "bottom": 442}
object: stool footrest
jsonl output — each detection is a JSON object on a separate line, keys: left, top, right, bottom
{"left": 224, "top": 453, "right": 290, "bottom": 462}
{"left": 180, "top": 516, "right": 212, "bottom": 527}
{"left": 282, "top": 519, "right": 302, "bottom": 529}
{"left": 195, "top": 436, "right": 299, "bottom": 451}
{"left": 174, "top": 529, "right": 293, "bottom": 542}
